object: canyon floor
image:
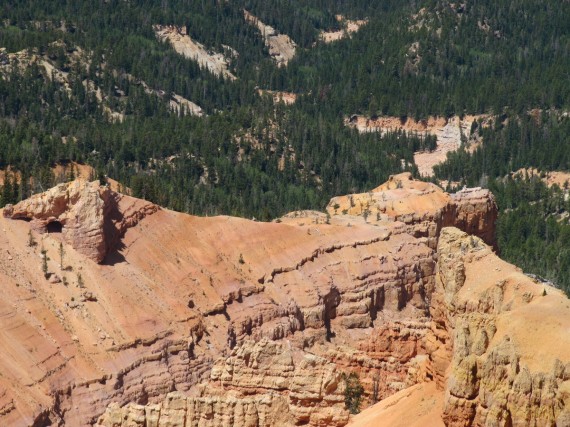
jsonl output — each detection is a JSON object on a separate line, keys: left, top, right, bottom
{"left": 0, "top": 173, "right": 569, "bottom": 426}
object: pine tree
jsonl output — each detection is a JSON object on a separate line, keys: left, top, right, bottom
{"left": 342, "top": 372, "right": 364, "bottom": 414}
{"left": 59, "top": 242, "right": 65, "bottom": 270}
{"left": 41, "top": 246, "right": 49, "bottom": 279}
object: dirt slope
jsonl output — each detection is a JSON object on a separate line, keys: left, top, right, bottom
{"left": 320, "top": 16, "right": 368, "bottom": 43}
{"left": 348, "top": 382, "right": 444, "bottom": 427}
{"left": 244, "top": 10, "right": 296, "bottom": 67}
{"left": 154, "top": 25, "right": 236, "bottom": 80}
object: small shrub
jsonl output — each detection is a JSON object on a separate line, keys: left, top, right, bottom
{"left": 27, "top": 230, "right": 37, "bottom": 247}
{"left": 41, "top": 246, "right": 49, "bottom": 279}
{"left": 342, "top": 372, "right": 364, "bottom": 414}
{"left": 77, "top": 273, "right": 85, "bottom": 288}
{"left": 59, "top": 242, "right": 65, "bottom": 269}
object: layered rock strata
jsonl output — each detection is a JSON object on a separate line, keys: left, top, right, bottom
{"left": 98, "top": 339, "right": 347, "bottom": 427}
{"left": 326, "top": 172, "right": 497, "bottom": 249}
{"left": 1, "top": 175, "right": 563, "bottom": 427}
{"left": 426, "top": 227, "right": 570, "bottom": 426}
{"left": 3, "top": 179, "right": 158, "bottom": 262}
{"left": 0, "top": 177, "right": 440, "bottom": 426}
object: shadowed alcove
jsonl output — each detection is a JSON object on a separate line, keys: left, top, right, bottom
{"left": 46, "top": 221, "right": 63, "bottom": 233}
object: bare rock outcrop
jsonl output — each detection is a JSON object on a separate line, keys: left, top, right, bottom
{"left": 4, "top": 180, "right": 109, "bottom": 262}
{"left": 326, "top": 172, "right": 497, "bottom": 249}
{"left": 98, "top": 339, "right": 348, "bottom": 427}
{"left": 0, "top": 176, "right": 443, "bottom": 426}
{"left": 0, "top": 176, "right": 562, "bottom": 427}
{"left": 427, "top": 227, "right": 570, "bottom": 426}
{"left": 345, "top": 115, "right": 491, "bottom": 176}
{"left": 244, "top": 10, "right": 296, "bottom": 66}
{"left": 449, "top": 187, "right": 497, "bottom": 247}
{"left": 100, "top": 392, "right": 280, "bottom": 427}
{"left": 154, "top": 25, "right": 236, "bottom": 80}
{"left": 3, "top": 179, "right": 158, "bottom": 263}
{"left": 320, "top": 16, "right": 368, "bottom": 43}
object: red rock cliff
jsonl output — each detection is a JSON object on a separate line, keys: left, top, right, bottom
{"left": 1, "top": 177, "right": 563, "bottom": 427}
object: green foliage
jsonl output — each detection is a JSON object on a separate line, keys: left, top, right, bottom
{"left": 493, "top": 177, "right": 570, "bottom": 294}
{"left": 77, "top": 273, "right": 85, "bottom": 288}
{"left": 434, "top": 114, "right": 570, "bottom": 184}
{"left": 0, "top": 0, "right": 568, "bottom": 293}
{"left": 432, "top": 114, "right": 570, "bottom": 295}
{"left": 41, "top": 246, "right": 49, "bottom": 279}
{"left": 272, "top": 0, "right": 570, "bottom": 117}
{"left": 342, "top": 372, "right": 364, "bottom": 414}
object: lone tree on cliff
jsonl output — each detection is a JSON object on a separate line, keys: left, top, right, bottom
{"left": 59, "top": 242, "right": 65, "bottom": 270}
{"left": 342, "top": 372, "right": 364, "bottom": 414}
{"left": 41, "top": 246, "right": 49, "bottom": 279}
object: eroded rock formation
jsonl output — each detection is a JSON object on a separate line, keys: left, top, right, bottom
{"left": 427, "top": 227, "right": 570, "bottom": 426}
{"left": 0, "top": 175, "right": 565, "bottom": 427}
{"left": 3, "top": 179, "right": 158, "bottom": 263}
{"left": 98, "top": 339, "right": 347, "bottom": 427}
{"left": 327, "top": 172, "right": 497, "bottom": 249}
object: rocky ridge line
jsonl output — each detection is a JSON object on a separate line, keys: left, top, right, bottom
{"left": 426, "top": 227, "right": 570, "bottom": 426}
{"left": 5, "top": 175, "right": 561, "bottom": 427}
{"left": 3, "top": 179, "right": 159, "bottom": 263}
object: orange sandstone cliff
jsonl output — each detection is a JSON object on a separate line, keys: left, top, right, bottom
{"left": 0, "top": 174, "right": 567, "bottom": 427}
{"left": 350, "top": 227, "right": 570, "bottom": 427}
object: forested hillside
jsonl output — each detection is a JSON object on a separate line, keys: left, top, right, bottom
{"left": 433, "top": 113, "right": 570, "bottom": 290}
{"left": 0, "top": 0, "right": 568, "bottom": 290}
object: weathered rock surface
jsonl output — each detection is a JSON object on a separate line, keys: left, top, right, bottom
{"left": 0, "top": 176, "right": 440, "bottom": 426}
{"left": 349, "top": 227, "right": 570, "bottom": 426}
{"left": 3, "top": 180, "right": 109, "bottom": 261}
{"left": 345, "top": 115, "right": 491, "bottom": 176}
{"left": 428, "top": 227, "right": 570, "bottom": 426}
{"left": 327, "top": 172, "right": 497, "bottom": 249}
{"left": 320, "top": 16, "right": 368, "bottom": 43}
{"left": 154, "top": 25, "right": 236, "bottom": 80}
{"left": 97, "top": 339, "right": 348, "bottom": 427}
{"left": 3, "top": 179, "right": 158, "bottom": 262}
{"left": 0, "top": 176, "right": 565, "bottom": 427}
{"left": 244, "top": 10, "right": 296, "bottom": 66}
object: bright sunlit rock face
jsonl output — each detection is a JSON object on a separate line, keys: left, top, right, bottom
{"left": 0, "top": 176, "right": 567, "bottom": 427}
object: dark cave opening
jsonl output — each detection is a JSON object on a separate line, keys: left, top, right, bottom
{"left": 47, "top": 221, "right": 63, "bottom": 233}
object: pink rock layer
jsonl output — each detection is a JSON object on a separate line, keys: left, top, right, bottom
{"left": 0, "top": 175, "right": 565, "bottom": 427}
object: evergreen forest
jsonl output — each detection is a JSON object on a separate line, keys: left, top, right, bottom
{"left": 0, "top": 0, "right": 568, "bottom": 292}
